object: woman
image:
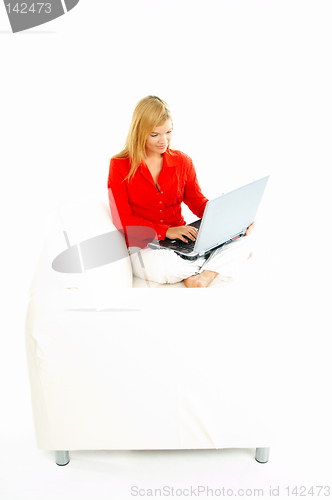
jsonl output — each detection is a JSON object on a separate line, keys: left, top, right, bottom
{"left": 107, "top": 95, "right": 254, "bottom": 288}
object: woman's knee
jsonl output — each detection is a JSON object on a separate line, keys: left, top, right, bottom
{"left": 133, "top": 249, "right": 169, "bottom": 283}
{"left": 137, "top": 248, "right": 189, "bottom": 284}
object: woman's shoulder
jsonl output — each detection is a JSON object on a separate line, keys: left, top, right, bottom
{"left": 109, "top": 155, "right": 131, "bottom": 173}
{"left": 108, "top": 156, "right": 131, "bottom": 185}
{"left": 167, "top": 149, "right": 193, "bottom": 165}
{"left": 110, "top": 155, "right": 130, "bottom": 166}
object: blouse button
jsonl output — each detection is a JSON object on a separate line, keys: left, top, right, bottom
{"left": 160, "top": 210, "right": 162, "bottom": 213}
{"left": 160, "top": 220, "right": 163, "bottom": 222}
{"left": 159, "top": 201, "right": 162, "bottom": 204}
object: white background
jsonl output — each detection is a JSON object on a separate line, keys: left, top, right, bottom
{"left": 0, "top": 1, "right": 331, "bottom": 498}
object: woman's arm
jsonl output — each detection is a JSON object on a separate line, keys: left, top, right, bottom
{"left": 182, "top": 156, "right": 209, "bottom": 219}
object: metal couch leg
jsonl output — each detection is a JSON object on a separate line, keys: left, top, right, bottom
{"left": 55, "top": 450, "right": 70, "bottom": 466}
{"left": 255, "top": 447, "right": 270, "bottom": 463}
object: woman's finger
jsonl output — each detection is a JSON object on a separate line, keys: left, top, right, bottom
{"left": 245, "top": 221, "right": 255, "bottom": 236}
{"left": 186, "top": 226, "right": 198, "bottom": 240}
{"left": 186, "top": 230, "right": 196, "bottom": 240}
{"left": 186, "top": 232, "right": 196, "bottom": 241}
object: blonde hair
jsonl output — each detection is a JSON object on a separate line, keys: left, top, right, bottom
{"left": 112, "top": 95, "right": 173, "bottom": 181}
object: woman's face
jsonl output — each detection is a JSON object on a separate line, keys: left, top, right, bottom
{"left": 145, "top": 119, "right": 173, "bottom": 157}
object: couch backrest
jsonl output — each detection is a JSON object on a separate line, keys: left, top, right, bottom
{"left": 41, "top": 189, "right": 133, "bottom": 307}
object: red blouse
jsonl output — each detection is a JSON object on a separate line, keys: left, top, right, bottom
{"left": 107, "top": 149, "right": 209, "bottom": 249}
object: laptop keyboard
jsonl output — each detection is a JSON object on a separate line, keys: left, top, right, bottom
{"left": 171, "top": 238, "right": 196, "bottom": 252}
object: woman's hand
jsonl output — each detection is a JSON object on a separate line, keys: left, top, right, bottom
{"left": 165, "top": 225, "right": 198, "bottom": 243}
{"left": 245, "top": 221, "right": 256, "bottom": 236}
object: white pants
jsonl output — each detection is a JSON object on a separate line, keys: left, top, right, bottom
{"left": 129, "top": 235, "right": 252, "bottom": 285}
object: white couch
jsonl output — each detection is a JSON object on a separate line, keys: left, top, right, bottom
{"left": 25, "top": 190, "right": 271, "bottom": 466}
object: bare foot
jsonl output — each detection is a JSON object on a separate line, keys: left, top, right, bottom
{"left": 184, "top": 270, "right": 218, "bottom": 288}
{"left": 247, "top": 252, "right": 253, "bottom": 260}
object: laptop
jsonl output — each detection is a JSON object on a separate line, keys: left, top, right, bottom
{"left": 147, "top": 175, "right": 270, "bottom": 260}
